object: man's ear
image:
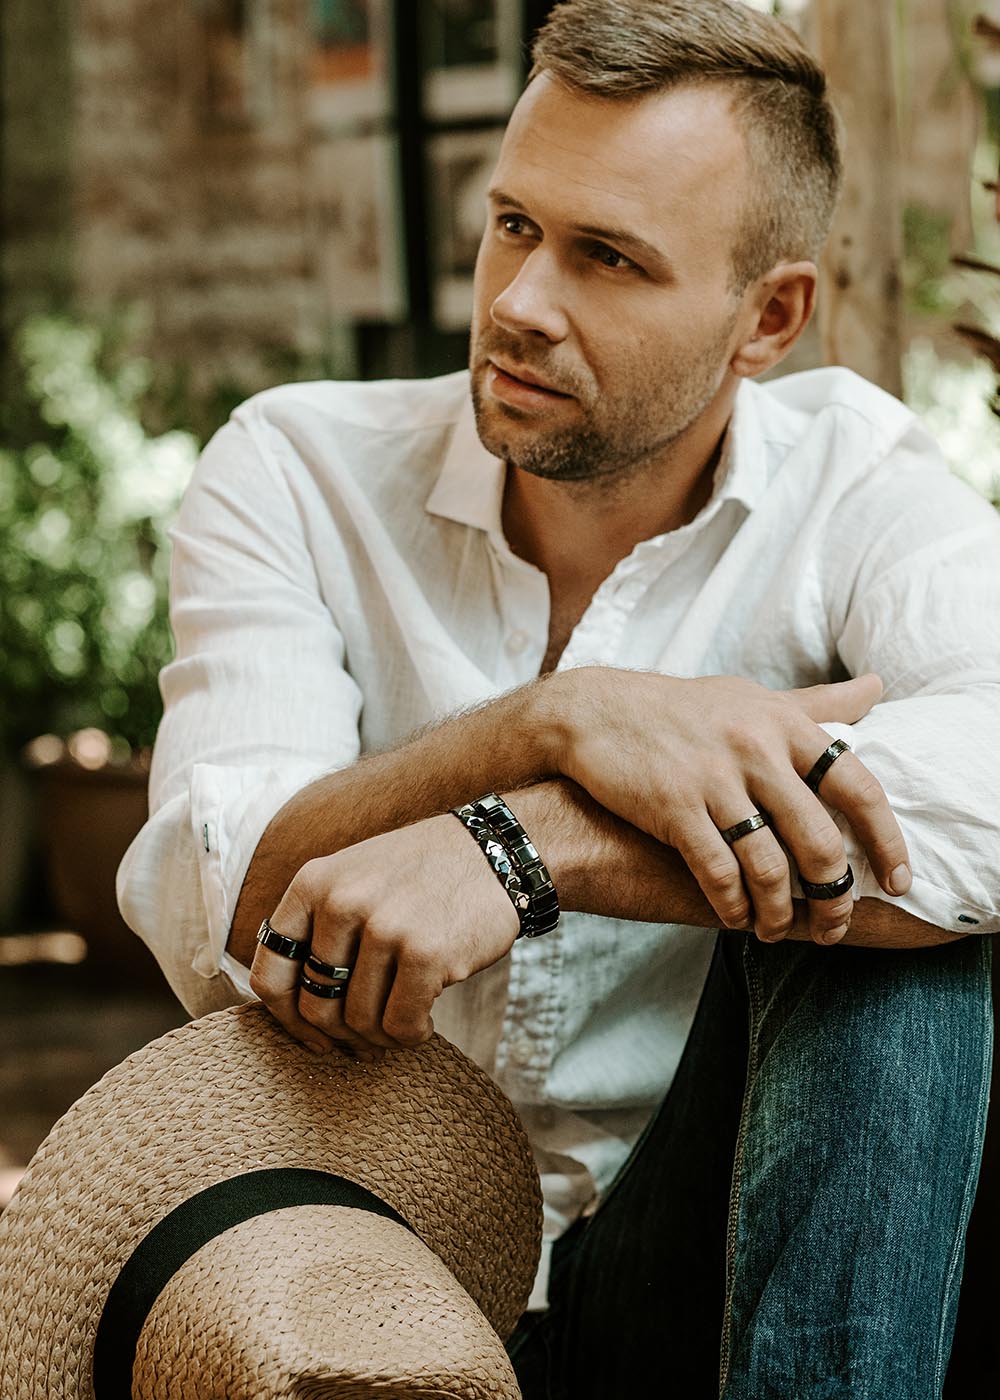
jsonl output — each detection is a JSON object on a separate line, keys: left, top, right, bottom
{"left": 730, "top": 261, "right": 818, "bottom": 378}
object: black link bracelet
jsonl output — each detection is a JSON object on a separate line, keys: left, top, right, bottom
{"left": 451, "top": 793, "right": 560, "bottom": 939}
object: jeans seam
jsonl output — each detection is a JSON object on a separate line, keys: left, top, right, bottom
{"left": 931, "top": 936, "right": 994, "bottom": 1396}
{"left": 718, "top": 938, "right": 762, "bottom": 1398}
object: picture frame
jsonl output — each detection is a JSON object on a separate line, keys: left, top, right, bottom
{"left": 308, "top": 131, "right": 407, "bottom": 321}
{"left": 427, "top": 126, "right": 506, "bottom": 330}
{"left": 307, "top": 0, "right": 394, "bottom": 131}
{"left": 422, "top": 0, "right": 522, "bottom": 122}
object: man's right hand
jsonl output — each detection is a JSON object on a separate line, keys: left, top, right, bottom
{"left": 552, "top": 668, "right": 910, "bottom": 945}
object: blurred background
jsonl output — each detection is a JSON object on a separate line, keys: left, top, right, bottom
{"left": 1, "top": 0, "right": 1000, "bottom": 1384}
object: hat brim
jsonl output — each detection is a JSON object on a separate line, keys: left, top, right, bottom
{"left": 0, "top": 1004, "right": 541, "bottom": 1399}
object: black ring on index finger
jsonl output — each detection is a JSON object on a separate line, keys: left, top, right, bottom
{"left": 804, "top": 739, "right": 851, "bottom": 794}
{"left": 257, "top": 917, "right": 309, "bottom": 960}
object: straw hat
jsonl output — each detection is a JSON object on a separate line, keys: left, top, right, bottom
{"left": 0, "top": 1003, "right": 542, "bottom": 1398}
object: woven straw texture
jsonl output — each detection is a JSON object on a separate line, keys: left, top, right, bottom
{"left": 133, "top": 1208, "right": 521, "bottom": 1399}
{"left": 0, "top": 1004, "right": 541, "bottom": 1400}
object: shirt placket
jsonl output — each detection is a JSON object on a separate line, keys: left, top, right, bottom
{"left": 492, "top": 546, "right": 670, "bottom": 1099}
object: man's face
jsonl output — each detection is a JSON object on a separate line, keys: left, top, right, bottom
{"left": 470, "top": 75, "right": 753, "bottom": 484}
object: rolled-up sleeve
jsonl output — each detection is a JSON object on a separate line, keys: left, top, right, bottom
{"left": 117, "top": 404, "right": 363, "bottom": 1015}
{"left": 814, "top": 431, "right": 1000, "bottom": 935}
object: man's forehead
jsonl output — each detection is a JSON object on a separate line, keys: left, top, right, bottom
{"left": 494, "top": 74, "right": 747, "bottom": 237}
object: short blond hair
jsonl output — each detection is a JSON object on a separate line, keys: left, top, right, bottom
{"left": 529, "top": 0, "right": 842, "bottom": 288}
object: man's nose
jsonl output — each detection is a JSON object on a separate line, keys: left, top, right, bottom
{"left": 490, "top": 250, "right": 569, "bottom": 342}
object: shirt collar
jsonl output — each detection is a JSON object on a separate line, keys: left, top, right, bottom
{"left": 424, "top": 389, "right": 506, "bottom": 535}
{"left": 424, "top": 376, "right": 770, "bottom": 537}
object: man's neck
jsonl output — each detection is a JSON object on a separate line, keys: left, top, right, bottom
{"left": 501, "top": 398, "right": 734, "bottom": 597}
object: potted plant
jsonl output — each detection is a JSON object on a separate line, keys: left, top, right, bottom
{"left": 0, "top": 313, "right": 198, "bottom": 974}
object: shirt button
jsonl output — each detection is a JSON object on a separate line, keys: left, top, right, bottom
{"left": 506, "top": 630, "right": 530, "bottom": 654}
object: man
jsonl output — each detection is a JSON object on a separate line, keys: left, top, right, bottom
{"left": 119, "top": 1, "right": 1000, "bottom": 1394}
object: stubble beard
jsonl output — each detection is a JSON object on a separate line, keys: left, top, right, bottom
{"left": 469, "top": 322, "right": 736, "bottom": 488}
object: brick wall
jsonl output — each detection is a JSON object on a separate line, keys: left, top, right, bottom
{"left": 71, "top": 0, "right": 323, "bottom": 396}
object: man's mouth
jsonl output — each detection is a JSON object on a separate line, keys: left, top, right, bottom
{"left": 487, "top": 359, "right": 573, "bottom": 403}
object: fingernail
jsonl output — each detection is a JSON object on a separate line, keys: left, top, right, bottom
{"left": 306, "top": 1041, "right": 329, "bottom": 1056}
{"left": 889, "top": 864, "right": 911, "bottom": 895}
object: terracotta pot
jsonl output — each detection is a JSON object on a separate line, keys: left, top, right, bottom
{"left": 37, "top": 759, "right": 165, "bottom": 986}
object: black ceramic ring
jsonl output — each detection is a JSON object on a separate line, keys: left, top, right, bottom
{"left": 800, "top": 865, "right": 855, "bottom": 901}
{"left": 304, "top": 954, "right": 352, "bottom": 981}
{"left": 299, "top": 970, "right": 348, "bottom": 999}
{"left": 719, "top": 813, "right": 769, "bottom": 846}
{"left": 804, "top": 739, "right": 851, "bottom": 794}
{"left": 256, "top": 917, "right": 309, "bottom": 961}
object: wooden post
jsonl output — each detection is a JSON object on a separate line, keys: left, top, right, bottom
{"left": 811, "top": 0, "right": 904, "bottom": 396}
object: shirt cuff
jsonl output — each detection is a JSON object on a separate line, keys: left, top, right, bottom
{"left": 188, "top": 759, "right": 331, "bottom": 984}
{"left": 806, "top": 721, "right": 1000, "bottom": 936}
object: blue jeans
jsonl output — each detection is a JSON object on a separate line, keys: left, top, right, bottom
{"left": 507, "top": 930, "right": 993, "bottom": 1399}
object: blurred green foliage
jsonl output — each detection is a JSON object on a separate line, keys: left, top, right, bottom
{"left": 903, "top": 202, "right": 962, "bottom": 317}
{"left": 0, "top": 315, "right": 198, "bottom": 755}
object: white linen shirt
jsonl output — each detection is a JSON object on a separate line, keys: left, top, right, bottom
{"left": 118, "top": 365, "right": 1000, "bottom": 1307}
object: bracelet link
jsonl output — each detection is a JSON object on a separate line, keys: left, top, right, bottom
{"left": 451, "top": 794, "right": 560, "bottom": 939}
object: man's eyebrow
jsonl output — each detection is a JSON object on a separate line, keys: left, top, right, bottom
{"left": 487, "top": 187, "right": 673, "bottom": 274}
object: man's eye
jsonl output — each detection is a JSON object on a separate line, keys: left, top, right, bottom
{"left": 590, "top": 244, "right": 636, "bottom": 271}
{"left": 499, "top": 215, "right": 529, "bottom": 236}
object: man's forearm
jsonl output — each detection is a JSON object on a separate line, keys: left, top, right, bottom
{"left": 229, "top": 676, "right": 569, "bottom": 963}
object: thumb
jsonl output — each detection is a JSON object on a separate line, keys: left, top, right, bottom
{"left": 785, "top": 672, "right": 883, "bottom": 726}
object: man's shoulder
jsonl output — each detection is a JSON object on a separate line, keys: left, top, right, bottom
{"left": 751, "top": 365, "right": 917, "bottom": 452}
{"left": 232, "top": 369, "right": 472, "bottom": 440}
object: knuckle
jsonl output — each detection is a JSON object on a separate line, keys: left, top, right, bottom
{"left": 747, "top": 857, "right": 788, "bottom": 892}
{"left": 849, "top": 769, "right": 886, "bottom": 812}
{"left": 814, "top": 896, "right": 854, "bottom": 923}
{"left": 382, "top": 1012, "right": 422, "bottom": 1046}
{"left": 342, "top": 1008, "right": 374, "bottom": 1040}
{"left": 758, "top": 921, "right": 793, "bottom": 943}
{"left": 298, "top": 856, "right": 331, "bottom": 896}
{"left": 722, "top": 903, "right": 752, "bottom": 929}
{"left": 249, "top": 966, "right": 275, "bottom": 1000}
{"left": 802, "top": 827, "right": 845, "bottom": 869}
{"left": 699, "top": 856, "right": 739, "bottom": 895}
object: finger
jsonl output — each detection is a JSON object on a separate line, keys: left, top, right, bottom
{"left": 300, "top": 924, "right": 391, "bottom": 1059}
{"left": 671, "top": 814, "right": 754, "bottom": 931}
{"left": 338, "top": 931, "right": 409, "bottom": 1050}
{"left": 248, "top": 915, "right": 337, "bottom": 1057}
{"left": 752, "top": 772, "right": 856, "bottom": 945}
{"left": 806, "top": 748, "right": 911, "bottom": 899}
{"left": 710, "top": 802, "right": 794, "bottom": 943}
{"left": 379, "top": 952, "right": 442, "bottom": 1047}
{"left": 785, "top": 673, "right": 883, "bottom": 727}
{"left": 297, "top": 973, "right": 385, "bottom": 1062}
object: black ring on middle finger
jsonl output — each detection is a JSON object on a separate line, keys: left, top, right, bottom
{"left": 800, "top": 865, "right": 854, "bottom": 900}
{"left": 719, "top": 812, "right": 769, "bottom": 846}
{"left": 305, "top": 954, "right": 352, "bottom": 981}
{"left": 300, "top": 970, "right": 349, "bottom": 999}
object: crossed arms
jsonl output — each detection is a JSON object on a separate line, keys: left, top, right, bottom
{"left": 117, "top": 397, "right": 1000, "bottom": 1038}
{"left": 234, "top": 666, "right": 954, "bottom": 1058}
